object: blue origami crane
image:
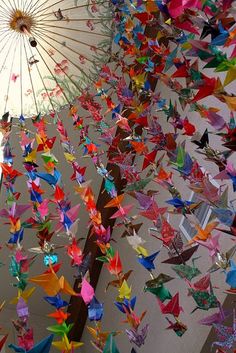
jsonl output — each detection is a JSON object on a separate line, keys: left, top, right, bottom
{"left": 226, "top": 260, "right": 236, "bottom": 288}
{"left": 88, "top": 297, "right": 104, "bottom": 321}
{"left": 8, "top": 228, "right": 24, "bottom": 244}
{"left": 115, "top": 296, "right": 136, "bottom": 314}
{"left": 138, "top": 251, "right": 160, "bottom": 271}
{"left": 9, "top": 334, "right": 53, "bottom": 353}
{"left": 44, "top": 294, "right": 68, "bottom": 309}
{"left": 35, "top": 169, "right": 61, "bottom": 186}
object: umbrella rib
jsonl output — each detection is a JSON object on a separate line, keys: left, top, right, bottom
{"left": 22, "top": 35, "right": 39, "bottom": 115}
{"left": 0, "top": 4, "right": 12, "bottom": 18}
{"left": 32, "top": 0, "right": 65, "bottom": 16}
{"left": 11, "top": 0, "right": 18, "bottom": 11}
{"left": 20, "top": 35, "right": 23, "bottom": 115}
{"left": 1, "top": 0, "right": 14, "bottom": 13}
{"left": 0, "top": 8, "right": 12, "bottom": 21}
{"left": 35, "top": 1, "right": 111, "bottom": 19}
{"left": 25, "top": 0, "right": 40, "bottom": 13}
{"left": 0, "top": 28, "right": 16, "bottom": 40}
{"left": 23, "top": 0, "right": 31, "bottom": 12}
{"left": 38, "top": 18, "right": 112, "bottom": 22}
{"left": 0, "top": 17, "right": 9, "bottom": 26}
{"left": 33, "top": 31, "right": 93, "bottom": 83}
{"left": 34, "top": 45, "right": 71, "bottom": 106}
{"left": 27, "top": 0, "right": 43, "bottom": 14}
{"left": 7, "top": 0, "right": 14, "bottom": 11}
{"left": 33, "top": 29, "right": 97, "bottom": 65}
{"left": 35, "top": 0, "right": 111, "bottom": 18}
{"left": 0, "top": 33, "right": 17, "bottom": 77}
{"left": 34, "top": 26, "right": 109, "bottom": 54}
{"left": 0, "top": 20, "right": 13, "bottom": 26}
{"left": 27, "top": 46, "right": 57, "bottom": 114}
{"left": 22, "top": 0, "right": 32, "bottom": 12}
{"left": 21, "top": 0, "right": 26, "bottom": 11}
{"left": 0, "top": 12, "right": 12, "bottom": 21}
{"left": 34, "top": 37, "right": 83, "bottom": 94}
{"left": 34, "top": 24, "right": 111, "bottom": 37}
{"left": 4, "top": 40, "right": 18, "bottom": 114}
{"left": 7, "top": 0, "right": 16, "bottom": 12}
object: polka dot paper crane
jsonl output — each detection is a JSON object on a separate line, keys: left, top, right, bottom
{"left": 0, "top": 0, "right": 113, "bottom": 117}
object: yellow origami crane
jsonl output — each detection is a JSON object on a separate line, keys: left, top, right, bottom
{"left": 224, "top": 67, "right": 236, "bottom": 87}
{"left": 64, "top": 152, "right": 76, "bottom": 163}
{"left": 10, "top": 287, "right": 36, "bottom": 305}
{"left": 118, "top": 280, "right": 132, "bottom": 301}
{"left": 24, "top": 149, "right": 37, "bottom": 163}
{"left": 52, "top": 335, "right": 83, "bottom": 352}
{"left": 135, "top": 246, "right": 148, "bottom": 257}
{"left": 222, "top": 95, "right": 236, "bottom": 111}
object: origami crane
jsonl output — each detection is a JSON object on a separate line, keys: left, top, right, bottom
{"left": 157, "top": 293, "right": 183, "bottom": 317}
{"left": 29, "top": 269, "right": 77, "bottom": 296}
{"left": 103, "top": 334, "right": 120, "bottom": 353}
{"left": 52, "top": 335, "right": 83, "bottom": 352}
{"left": 199, "top": 304, "right": 229, "bottom": 326}
{"left": 9, "top": 335, "right": 53, "bottom": 353}
{"left": 212, "top": 310, "right": 236, "bottom": 350}
{"left": 189, "top": 221, "right": 219, "bottom": 244}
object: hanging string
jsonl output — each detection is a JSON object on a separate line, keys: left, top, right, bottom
{"left": 22, "top": 36, "right": 39, "bottom": 115}
{"left": 20, "top": 34, "right": 23, "bottom": 116}
{"left": 25, "top": 42, "right": 57, "bottom": 114}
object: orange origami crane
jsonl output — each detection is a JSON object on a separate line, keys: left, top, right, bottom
{"left": 29, "top": 268, "right": 77, "bottom": 297}
{"left": 48, "top": 309, "right": 70, "bottom": 324}
{"left": 87, "top": 322, "right": 121, "bottom": 350}
{"left": 189, "top": 221, "right": 219, "bottom": 244}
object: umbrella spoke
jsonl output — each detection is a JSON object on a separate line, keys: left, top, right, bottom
{"left": 4, "top": 41, "right": 18, "bottom": 114}
{"left": 27, "top": 39, "right": 57, "bottom": 114}
{"left": 22, "top": 36, "right": 39, "bottom": 115}
{"left": 35, "top": 37, "right": 83, "bottom": 93}
{"left": 35, "top": 1, "right": 111, "bottom": 20}
{"left": 33, "top": 30, "right": 94, "bottom": 83}
{"left": 33, "top": 26, "right": 109, "bottom": 54}
{"left": 34, "top": 24, "right": 111, "bottom": 37}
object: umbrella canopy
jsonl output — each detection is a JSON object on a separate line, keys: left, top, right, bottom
{"left": 0, "top": 0, "right": 113, "bottom": 116}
